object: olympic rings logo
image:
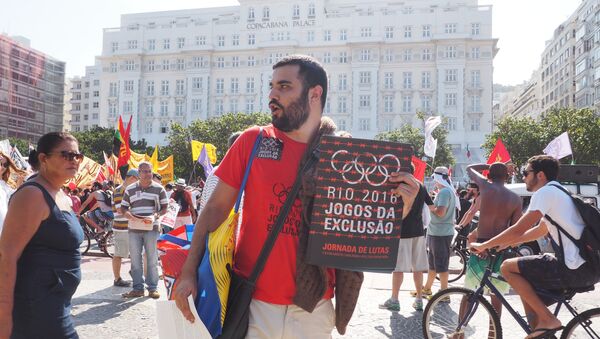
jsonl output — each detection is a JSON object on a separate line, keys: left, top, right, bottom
{"left": 330, "top": 150, "right": 401, "bottom": 186}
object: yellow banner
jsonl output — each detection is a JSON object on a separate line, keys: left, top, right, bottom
{"left": 68, "top": 156, "right": 102, "bottom": 188}
{"left": 128, "top": 150, "right": 173, "bottom": 185}
{"left": 150, "top": 145, "right": 159, "bottom": 171}
{"left": 191, "top": 140, "right": 217, "bottom": 164}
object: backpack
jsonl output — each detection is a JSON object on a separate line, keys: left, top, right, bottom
{"left": 100, "top": 190, "right": 113, "bottom": 207}
{"left": 544, "top": 184, "right": 600, "bottom": 265}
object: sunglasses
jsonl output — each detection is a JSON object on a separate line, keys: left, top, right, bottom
{"left": 522, "top": 169, "right": 535, "bottom": 177}
{"left": 48, "top": 151, "right": 85, "bottom": 162}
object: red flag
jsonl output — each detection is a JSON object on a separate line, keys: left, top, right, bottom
{"left": 411, "top": 156, "right": 427, "bottom": 182}
{"left": 486, "top": 139, "right": 511, "bottom": 164}
{"left": 117, "top": 116, "right": 133, "bottom": 167}
{"left": 103, "top": 151, "right": 114, "bottom": 175}
{"left": 95, "top": 167, "right": 106, "bottom": 183}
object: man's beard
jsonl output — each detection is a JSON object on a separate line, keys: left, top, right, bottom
{"left": 271, "top": 90, "right": 310, "bottom": 132}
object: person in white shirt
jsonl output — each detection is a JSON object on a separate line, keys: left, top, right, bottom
{"left": 471, "top": 155, "right": 600, "bottom": 339}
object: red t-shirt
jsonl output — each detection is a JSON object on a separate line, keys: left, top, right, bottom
{"left": 215, "top": 125, "right": 334, "bottom": 305}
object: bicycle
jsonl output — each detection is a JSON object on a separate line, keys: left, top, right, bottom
{"left": 79, "top": 215, "right": 115, "bottom": 258}
{"left": 422, "top": 249, "right": 600, "bottom": 338}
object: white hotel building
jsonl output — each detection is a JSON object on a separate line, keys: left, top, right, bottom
{"left": 77, "top": 0, "right": 496, "bottom": 152}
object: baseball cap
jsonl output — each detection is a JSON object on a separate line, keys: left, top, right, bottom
{"left": 126, "top": 169, "right": 139, "bottom": 177}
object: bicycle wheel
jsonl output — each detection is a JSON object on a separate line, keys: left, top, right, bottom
{"left": 99, "top": 231, "right": 115, "bottom": 258}
{"left": 561, "top": 307, "right": 600, "bottom": 339}
{"left": 423, "top": 287, "right": 502, "bottom": 339}
{"left": 79, "top": 228, "right": 91, "bottom": 255}
{"left": 447, "top": 249, "right": 468, "bottom": 283}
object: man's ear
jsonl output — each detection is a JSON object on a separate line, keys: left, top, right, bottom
{"left": 309, "top": 85, "right": 323, "bottom": 104}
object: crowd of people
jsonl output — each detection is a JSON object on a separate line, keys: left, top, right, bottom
{"left": 0, "top": 54, "right": 598, "bottom": 339}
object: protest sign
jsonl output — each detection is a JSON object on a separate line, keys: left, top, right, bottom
{"left": 160, "top": 199, "right": 181, "bottom": 230}
{"left": 306, "top": 136, "right": 413, "bottom": 272}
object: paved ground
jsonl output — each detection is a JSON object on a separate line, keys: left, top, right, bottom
{"left": 72, "top": 252, "right": 600, "bottom": 339}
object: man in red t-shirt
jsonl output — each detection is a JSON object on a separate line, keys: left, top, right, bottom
{"left": 174, "top": 55, "right": 422, "bottom": 337}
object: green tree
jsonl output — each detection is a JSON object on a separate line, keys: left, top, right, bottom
{"left": 8, "top": 137, "right": 30, "bottom": 155}
{"left": 376, "top": 123, "right": 455, "bottom": 175}
{"left": 165, "top": 112, "right": 271, "bottom": 180}
{"left": 482, "top": 116, "right": 544, "bottom": 169}
{"left": 73, "top": 127, "right": 148, "bottom": 164}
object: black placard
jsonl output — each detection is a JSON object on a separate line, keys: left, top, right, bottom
{"left": 305, "top": 136, "right": 413, "bottom": 272}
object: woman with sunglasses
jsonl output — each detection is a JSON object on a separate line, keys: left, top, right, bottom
{"left": 0, "top": 132, "right": 84, "bottom": 339}
{"left": 0, "top": 152, "right": 26, "bottom": 236}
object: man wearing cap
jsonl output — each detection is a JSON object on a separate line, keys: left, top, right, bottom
{"left": 110, "top": 169, "right": 139, "bottom": 287}
{"left": 172, "top": 178, "right": 197, "bottom": 227}
{"left": 420, "top": 166, "right": 459, "bottom": 298}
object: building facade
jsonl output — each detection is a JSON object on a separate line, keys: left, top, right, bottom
{"left": 0, "top": 34, "right": 66, "bottom": 141}
{"left": 85, "top": 0, "right": 496, "bottom": 149}
{"left": 69, "top": 64, "right": 101, "bottom": 132}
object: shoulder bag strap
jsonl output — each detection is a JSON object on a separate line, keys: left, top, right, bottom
{"left": 234, "top": 128, "right": 263, "bottom": 213}
{"left": 248, "top": 148, "right": 320, "bottom": 283}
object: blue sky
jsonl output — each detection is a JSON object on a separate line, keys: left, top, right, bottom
{"left": 0, "top": 0, "right": 581, "bottom": 85}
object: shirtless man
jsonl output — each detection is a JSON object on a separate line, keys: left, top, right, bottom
{"left": 463, "top": 162, "right": 522, "bottom": 317}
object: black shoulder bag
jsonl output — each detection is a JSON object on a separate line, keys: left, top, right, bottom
{"left": 219, "top": 149, "right": 319, "bottom": 339}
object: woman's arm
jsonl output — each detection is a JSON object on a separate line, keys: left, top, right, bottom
{"left": 0, "top": 186, "right": 48, "bottom": 338}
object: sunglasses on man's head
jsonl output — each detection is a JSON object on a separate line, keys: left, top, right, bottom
{"left": 48, "top": 151, "right": 85, "bottom": 162}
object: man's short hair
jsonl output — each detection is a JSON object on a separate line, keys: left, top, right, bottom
{"left": 527, "top": 155, "right": 559, "bottom": 181}
{"left": 488, "top": 162, "right": 509, "bottom": 181}
{"left": 467, "top": 182, "right": 479, "bottom": 190}
{"left": 273, "top": 55, "right": 328, "bottom": 110}
{"left": 138, "top": 161, "right": 152, "bottom": 170}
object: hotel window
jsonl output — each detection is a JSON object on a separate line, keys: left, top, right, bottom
{"left": 175, "top": 101, "right": 184, "bottom": 116}
{"left": 161, "top": 80, "right": 169, "bottom": 96}
{"left": 445, "top": 23, "right": 457, "bottom": 34}
{"left": 123, "top": 101, "right": 133, "bottom": 113}
{"left": 93, "top": 103, "right": 99, "bottom": 109}
{"left": 359, "top": 95, "right": 370, "bottom": 108}
{"left": 145, "top": 122, "right": 153, "bottom": 134}
{"left": 382, "top": 118, "right": 393, "bottom": 132}
{"left": 215, "top": 99, "right": 224, "bottom": 115}
{"left": 111, "top": 42, "right": 118, "bottom": 52}
{"left": 246, "top": 98, "right": 254, "bottom": 113}
{"left": 421, "top": 72, "right": 431, "bottom": 88}
{"left": 360, "top": 49, "right": 371, "bottom": 61}
{"left": 323, "top": 52, "right": 332, "bottom": 63}
{"left": 471, "top": 23, "right": 480, "bottom": 36}
{"left": 403, "top": 72, "right": 412, "bottom": 89}
{"left": 218, "top": 36, "right": 225, "bottom": 47}
{"left": 448, "top": 117, "right": 457, "bottom": 131}
{"left": 422, "top": 48, "right": 432, "bottom": 61}
{"left": 125, "top": 60, "right": 135, "bottom": 71}
{"left": 470, "top": 117, "right": 480, "bottom": 131}
{"left": 160, "top": 101, "right": 168, "bottom": 116}
{"left": 337, "top": 119, "right": 346, "bottom": 131}
{"left": 384, "top": 72, "right": 394, "bottom": 89}
{"left": 402, "top": 95, "right": 412, "bottom": 112}
{"left": 471, "top": 95, "right": 481, "bottom": 112}
{"left": 177, "top": 37, "right": 185, "bottom": 49}
{"left": 231, "top": 78, "right": 239, "bottom": 94}
{"left": 324, "top": 30, "right": 331, "bottom": 41}
{"left": 93, "top": 90, "right": 99, "bottom": 97}
{"left": 445, "top": 69, "right": 458, "bottom": 82}
{"left": 384, "top": 95, "right": 394, "bottom": 113}
{"left": 109, "top": 103, "right": 117, "bottom": 117}
{"left": 192, "top": 99, "right": 202, "bottom": 113}
{"left": 385, "top": 26, "right": 394, "bottom": 39}
{"left": 162, "top": 59, "right": 170, "bottom": 71}
{"left": 176, "top": 58, "right": 185, "bottom": 70}
{"left": 146, "top": 81, "right": 154, "bottom": 96}
{"left": 109, "top": 82, "right": 118, "bottom": 97}
{"left": 248, "top": 33, "right": 256, "bottom": 45}
{"left": 229, "top": 56, "right": 238, "bottom": 67}
{"left": 232, "top": 34, "right": 240, "bottom": 46}
{"left": 340, "top": 29, "right": 347, "bottom": 41}
{"left": 359, "top": 71, "right": 371, "bottom": 85}
{"left": 445, "top": 46, "right": 457, "bottom": 59}
{"left": 263, "top": 6, "right": 270, "bottom": 20}
{"left": 404, "top": 26, "right": 412, "bottom": 38}
{"left": 192, "top": 56, "right": 204, "bottom": 68}
{"left": 471, "top": 70, "right": 481, "bottom": 87}
{"left": 403, "top": 49, "right": 412, "bottom": 61}
{"left": 360, "top": 27, "right": 372, "bottom": 38}
{"left": 339, "top": 51, "right": 348, "bottom": 63}
{"left": 230, "top": 100, "right": 239, "bottom": 113}
{"left": 216, "top": 57, "right": 225, "bottom": 68}
{"left": 248, "top": 7, "right": 255, "bottom": 21}
{"left": 421, "top": 95, "right": 431, "bottom": 112}
{"left": 293, "top": 4, "right": 300, "bottom": 19}
{"left": 196, "top": 36, "right": 206, "bottom": 46}
{"left": 359, "top": 118, "right": 370, "bottom": 131}
{"left": 163, "top": 39, "right": 170, "bottom": 49}
{"left": 246, "top": 77, "right": 255, "bottom": 93}
{"left": 445, "top": 93, "right": 457, "bottom": 106}
{"left": 147, "top": 39, "right": 155, "bottom": 51}
{"left": 471, "top": 47, "right": 480, "bottom": 59}
{"left": 176, "top": 80, "right": 185, "bottom": 95}
{"left": 160, "top": 121, "right": 168, "bottom": 134}
{"left": 128, "top": 40, "right": 137, "bottom": 49}
{"left": 308, "top": 3, "right": 316, "bottom": 18}
{"left": 307, "top": 31, "right": 315, "bottom": 42}
{"left": 145, "top": 101, "right": 154, "bottom": 116}
{"left": 123, "top": 80, "right": 133, "bottom": 94}
{"left": 384, "top": 49, "right": 394, "bottom": 62}
{"left": 338, "top": 96, "right": 347, "bottom": 113}
{"left": 216, "top": 78, "right": 224, "bottom": 94}
{"left": 422, "top": 25, "right": 431, "bottom": 38}
{"left": 338, "top": 74, "right": 348, "bottom": 91}
{"left": 192, "top": 77, "right": 202, "bottom": 91}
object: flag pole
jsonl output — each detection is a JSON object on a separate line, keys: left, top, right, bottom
{"left": 188, "top": 134, "right": 197, "bottom": 184}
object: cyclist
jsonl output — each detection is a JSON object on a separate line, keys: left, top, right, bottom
{"left": 471, "top": 155, "right": 600, "bottom": 339}
{"left": 81, "top": 181, "right": 114, "bottom": 233}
